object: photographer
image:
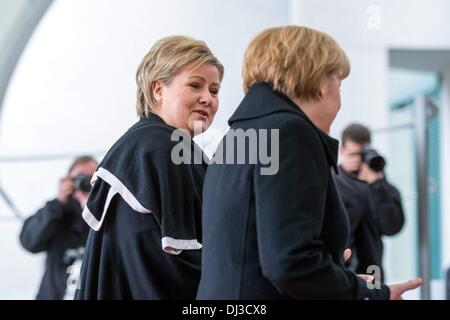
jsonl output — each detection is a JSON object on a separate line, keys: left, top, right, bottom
{"left": 19, "top": 156, "right": 97, "bottom": 300}
{"left": 337, "top": 124, "right": 405, "bottom": 281}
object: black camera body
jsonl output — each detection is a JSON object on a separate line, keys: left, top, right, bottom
{"left": 72, "top": 174, "right": 93, "bottom": 193}
{"left": 359, "top": 144, "right": 386, "bottom": 172}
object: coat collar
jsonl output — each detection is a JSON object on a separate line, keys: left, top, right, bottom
{"left": 136, "top": 112, "right": 181, "bottom": 133}
{"left": 229, "top": 82, "right": 339, "bottom": 172}
{"left": 140, "top": 112, "right": 169, "bottom": 126}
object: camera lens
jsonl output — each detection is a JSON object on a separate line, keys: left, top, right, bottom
{"left": 367, "top": 153, "right": 386, "bottom": 172}
{"left": 73, "top": 174, "right": 92, "bottom": 192}
{"left": 360, "top": 145, "right": 386, "bottom": 172}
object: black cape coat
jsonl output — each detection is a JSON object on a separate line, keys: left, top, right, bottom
{"left": 196, "top": 83, "right": 390, "bottom": 300}
{"left": 75, "top": 113, "right": 206, "bottom": 299}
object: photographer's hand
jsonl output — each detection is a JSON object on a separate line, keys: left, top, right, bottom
{"left": 359, "top": 162, "right": 384, "bottom": 184}
{"left": 57, "top": 177, "right": 74, "bottom": 204}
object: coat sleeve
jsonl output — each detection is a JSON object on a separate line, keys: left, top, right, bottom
{"left": 353, "top": 211, "right": 384, "bottom": 280}
{"left": 253, "top": 118, "right": 390, "bottom": 300}
{"left": 19, "top": 199, "right": 66, "bottom": 253}
{"left": 369, "top": 179, "right": 405, "bottom": 236}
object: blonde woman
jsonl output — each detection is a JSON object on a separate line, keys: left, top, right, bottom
{"left": 76, "top": 36, "right": 223, "bottom": 299}
{"left": 197, "top": 26, "right": 421, "bottom": 300}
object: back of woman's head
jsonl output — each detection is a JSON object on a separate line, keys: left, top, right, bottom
{"left": 243, "top": 25, "right": 350, "bottom": 101}
{"left": 136, "top": 35, "right": 224, "bottom": 117}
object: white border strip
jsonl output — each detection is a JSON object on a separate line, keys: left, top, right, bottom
{"left": 96, "top": 167, "right": 152, "bottom": 214}
{"left": 161, "top": 237, "right": 202, "bottom": 255}
{"left": 82, "top": 167, "right": 151, "bottom": 231}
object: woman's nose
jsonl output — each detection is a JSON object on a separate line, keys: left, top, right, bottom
{"left": 199, "top": 89, "right": 213, "bottom": 105}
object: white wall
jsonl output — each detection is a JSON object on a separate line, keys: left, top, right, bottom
{"left": 0, "top": 0, "right": 290, "bottom": 299}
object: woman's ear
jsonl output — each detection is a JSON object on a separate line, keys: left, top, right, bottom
{"left": 320, "top": 77, "right": 329, "bottom": 97}
{"left": 152, "top": 80, "right": 164, "bottom": 104}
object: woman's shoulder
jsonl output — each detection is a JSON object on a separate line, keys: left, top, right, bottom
{"left": 99, "top": 122, "right": 176, "bottom": 163}
{"left": 126, "top": 119, "right": 175, "bottom": 140}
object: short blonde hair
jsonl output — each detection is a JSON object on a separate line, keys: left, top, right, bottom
{"left": 136, "top": 35, "right": 224, "bottom": 117}
{"left": 243, "top": 25, "right": 350, "bottom": 101}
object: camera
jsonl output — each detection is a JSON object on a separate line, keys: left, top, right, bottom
{"left": 72, "top": 174, "right": 93, "bottom": 192}
{"left": 359, "top": 144, "right": 386, "bottom": 172}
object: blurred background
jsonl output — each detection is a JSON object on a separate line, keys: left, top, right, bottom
{"left": 1, "top": 0, "right": 450, "bottom": 299}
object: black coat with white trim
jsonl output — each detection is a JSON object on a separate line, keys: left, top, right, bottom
{"left": 76, "top": 114, "right": 206, "bottom": 299}
{"left": 197, "top": 83, "right": 390, "bottom": 300}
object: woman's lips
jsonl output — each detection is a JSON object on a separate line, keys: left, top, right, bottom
{"left": 193, "top": 110, "right": 209, "bottom": 120}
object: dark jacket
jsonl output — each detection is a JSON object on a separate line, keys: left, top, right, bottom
{"left": 19, "top": 198, "right": 88, "bottom": 300}
{"left": 370, "top": 177, "right": 405, "bottom": 236}
{"left": 335, "top": 167, "right": 404, "bottom": 280}
{"left": 335, "top": 167, "right": 384, "bottom": 279}
{"left": 76, "top": 114, "right": 206, "bottom": 300}
{"left": 197, "top": 83, "right": 390, "bottom": 300}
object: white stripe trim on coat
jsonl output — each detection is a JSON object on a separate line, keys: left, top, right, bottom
{"left": 161, "top": 237, "right": 202, "bottom": 255}
{"left": 82, "top": 167, "right": 151, "bottom": 231}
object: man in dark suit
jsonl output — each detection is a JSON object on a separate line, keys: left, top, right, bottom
{"left": 336, "top": 123, "right": 405, "bottom": 281}
{"left": 20, "top": 156, "right": 97, "bottom": 299}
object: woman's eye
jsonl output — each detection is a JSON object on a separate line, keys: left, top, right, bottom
{"left": 210, "top": 89, "right": 219, "bottom": 96}
{"left": 189, "top": 83, "right": 200, "bottom": 89}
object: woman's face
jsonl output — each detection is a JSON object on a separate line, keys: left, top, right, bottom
{"left": 152, "top": 63, "right": 221, "bottom": 136}
{"left": 320, "top": 73, "right": 342, "bottom": 125}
